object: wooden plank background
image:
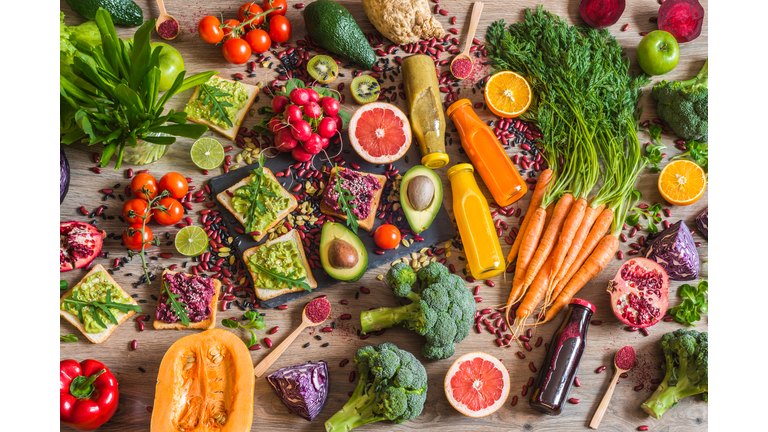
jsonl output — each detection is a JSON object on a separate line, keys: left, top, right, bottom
{"left": 60, "top": 1, "right": 708, "bottom": 431}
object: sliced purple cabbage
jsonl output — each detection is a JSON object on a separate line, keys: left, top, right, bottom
{"left": 267, "top": 361, "right": 329, "bottom": 421}
{"left": 60, "top": 146, "right": 70, "bottom": 204}
{"left": 645, "top": 220, "right": 699, "bottom": 281}
{"left": 695, "top": 208, "right": 708, "bottom": 239}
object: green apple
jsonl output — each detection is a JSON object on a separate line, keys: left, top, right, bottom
{"left": 151, "top": 42, "right": 185, "bottom": 91}
{"left": 637, "top": 30, "right": 679, "bottom": 76}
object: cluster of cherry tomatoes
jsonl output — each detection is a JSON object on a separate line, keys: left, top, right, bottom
{"left": 198, "top": 1, "right": 292, "bottom": 65}
{"left": 121, "top": 172, "right": 189, "bottom": 251}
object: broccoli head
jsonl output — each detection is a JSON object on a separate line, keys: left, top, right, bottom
{"left": 651, "top": 59, "right": 708, "bottom": 142}
{"left": 641, "top": 329, "right": 708, "bottom": 419}
{"left": 386, "top": 262, "right": 418, "bottom": 299}
{"left": 325, "top": 342, "right": 427, "bottom": 432}
{"left": 360, "top": 262, "right": 475, "bottom": 360}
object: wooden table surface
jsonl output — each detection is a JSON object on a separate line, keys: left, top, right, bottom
{"left": 60, "top": 1, "right": 708, "bottom": 431}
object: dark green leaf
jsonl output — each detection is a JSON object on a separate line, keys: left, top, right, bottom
{"left": 60, "top": 334, "right": 79, "bottom": 343}
{"left": 150, "top": 124, "right": 209, "bottom": 138}
{"left": 337, "top": 109, "right": 351, "bottom": 131}
{"left": 222, "top": 319, "right": 239, "bottom": 329}
{"left": 177, "top": 71, "right": 218, "bottom": 95}
{"left": 251, "top": 262, "right": 310, "bottom": 291}
{"left": 247, "top": 329, "right": 258, "bottom": 347}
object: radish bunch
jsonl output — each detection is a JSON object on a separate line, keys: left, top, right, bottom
{"left": 269, "top": 86, "right": 343, "bottom": 162}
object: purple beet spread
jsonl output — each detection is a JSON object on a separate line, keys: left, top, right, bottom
{"left": 156, "top": 272, "right": 215, "bottom": 323}
{"left": 323, "top": 169, "right": 381, "bottom": 220}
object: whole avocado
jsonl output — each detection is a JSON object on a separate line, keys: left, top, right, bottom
{"left": 66, "top": 0, "right": 144, "bottom": 26}
{"left": 303, "top": 0, "right": 376, "bottom": 70}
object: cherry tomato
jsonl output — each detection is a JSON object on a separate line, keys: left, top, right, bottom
{"left": 268, "top": 15, "right": 292, "bottom": 43}
{"left": 158, "top": 172, "right": 189, "bottom": 200}
{"left": 222, "top": 38, "right": 252, "bottom": 64}
{"left": 238, "top": 2, "right": 265, "bottom": 30}
{"left": 374, "top": 224, "right": 401, "bottom": 250}
{"left": 244, "top": 29, "right": 271, "bottom": 54}
{"left": 262, "top": 0, "right": 287, "bottom": 19}
{"left": 122, "top": 199, "right": 152, "bottom": 224}
{"left": 222, "top": 19, "right": 242, "bottom": 40}
{"left": 123, "top": 224, "right": 153, "bottom": 251}
{"left": 130, "top": 173, "right": 158, "bottom": 201}
{"left": 198, "top": 15, "right": 224, "bottom": 44}
{"left": 153, "top": 198, "right": 184, "bottom": 226}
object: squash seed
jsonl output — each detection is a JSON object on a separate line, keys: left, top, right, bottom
{"left": 401, "top": 239, "right": 409, "bottom": 248}
{"left": 186, "top": 356, "right": 196, "bottom": 363}
{"left": 183, "top": 362, "right": 194, "bottom": 370}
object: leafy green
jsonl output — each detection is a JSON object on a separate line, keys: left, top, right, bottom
{"left": 161, "top": 278, "right": 190, "bottom": 327}
{"left": 624, "top": 190, "right": 662, "bottom": 233}
{"left": 672, "top": 141, "right": 708, "bottom": 173}
{"left": 250, "top": 262, "right": 310, "bottom": 291}
{"left": 61, "top": 12, "right": 102, "bottom": 134}
{"left": 222, "top": 312, "right": 266, "bottom": 347}
{"left": 669, "top": 280, "right": 708, "bottom": 326}
{"left": 60, "top": 334, "right": 79, "bottom": 343}
{"left": 333, "top": 168, "right": 359, "bottom": 234}
{"left": 62, "top": 289, "right": 141, "bottom": 331}
{"left": 60, "top": 9, "right": 216, "bottom": 169}
{"left": 233, "top": 153, "right": 278, "bottom": 233}
{"left": 61, "top": 280, "right": 68, "bottom": 290}
{"left": 199, "top": 84, "right": 234, "bottom": 128}
{"left": 643, "top": 125, "right": 667, "bottom": 172}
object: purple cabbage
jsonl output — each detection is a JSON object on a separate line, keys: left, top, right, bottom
{"left": 695, "top": 208, "right": 708, "bottom": 239}
{"left": 645, "top": 220, "right": 699, "bottom": 281}
{"left": 267, "top": 361, "right": 329, "bottom": 421}
{"left": 60, "top": 146, "right": 70, "bottom": 204}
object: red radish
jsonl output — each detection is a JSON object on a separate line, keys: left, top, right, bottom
{"left": 658, "top": 0, "right": 704, "bottom": 43}
{"left": 268, "top": 117, "right": 285, "bottom": 134}
{"left": 305, "top": 87, "right": 320, "bottom": 102}
{"left": 330, "top": 114, "right": 344, "bottom": 131}
{"left": 579, "top": 0, "right": 625, "bottom": 29}
{"left": 291, "top": 120, "right": 312, "bottom": 142}
{"left": 274, "top": 128, "right": 298, "bottom": 152}
{"left": 302, "top": 133, "right": 324, "bottom": 154}
{"left": 271, "top": 95, "right": 290, "bottom": 114}
{"left": 319, "top": 136, "right": 329, "bottom": 149}
{"left": 607, "top": 258, "right": 669, "bottom": 328}
{"left": 284, "top": 104, "right": 303, "bottom": 124}
{"left": 303, "top": 101, "right": 323, "bottom": 119}
{"left": 318, "top": 116, "right": 338, "bottom": 138}
{"left": 320, "top": 96, "right": 340, "bottom": 116}
{"left": 290, "top": 88, "right": 310, "bottom": 105}
{"left": 292, "top": 145, "right": 313, "bottom": 162}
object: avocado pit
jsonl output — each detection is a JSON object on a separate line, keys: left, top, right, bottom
{"left": 328, "top": 238, "right": 359, "bottom": 269}
{"left": 407, "top": 175, "right": 435, "bottom": 211}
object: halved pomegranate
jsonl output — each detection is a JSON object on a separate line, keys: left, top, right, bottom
{"left": 607, "top": 258, "right": 669, "bottom": 328}
{"left": 60, "top": 221, "right": 105, "bottom": 272}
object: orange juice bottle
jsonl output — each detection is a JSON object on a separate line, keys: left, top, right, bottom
{"left": 447, "top": 163, "right": 505, "bottom": 279}
{"left": 446, "top": 99, "right": 528, "bottom": 207}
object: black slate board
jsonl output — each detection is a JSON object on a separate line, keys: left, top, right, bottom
{"left": 208, "top": 137, "right": 456, "bottom": 308}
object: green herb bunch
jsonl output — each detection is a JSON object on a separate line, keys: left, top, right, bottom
{"left": 60, "top": 8, "right": 217, "bottom": 169}
{"left": 624, "top": 190, "right": 663, "bottom": 234}
{"left": 669, "top": 280, "right": 708, "bottom": 326}
{"left": 223, "top": 311, "right": 266, "bottom": 347}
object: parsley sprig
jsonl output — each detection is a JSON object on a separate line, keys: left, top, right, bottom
{"left": 624, "top": 190, "right": 663, "bottom": 233}
{"left": 160, "top": 279, "right": 191, "bottom": 327}
{"left": 234, "top": 153, "right": 279, "bottom": 233}
{"left": 669, "top": 280, "right": 708, "bottom": 326}
{"left": 222, "top": 311, "right": 266, "bottom": 347}
{"left": 62, "top": 288, "right": 141, "bottom": 331}
{"left": 251, "top": 262, "right": 310, "bottom": 291}
{"left": 332, "top": 167, "right": 359, "bottom": 234}
{"left": 199, "top": 83, "right": 234, "bottom": 128}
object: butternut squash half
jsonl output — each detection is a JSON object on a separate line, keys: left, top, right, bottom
{"left": 151, "top": 329, "right": 254, "bottom": 432}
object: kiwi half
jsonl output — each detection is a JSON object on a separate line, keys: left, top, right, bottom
{"left": 307, "top": 55, "right": 338, "bottom": 84}
{"left": 350, "top": 75, "right": 381, "bottom": 105}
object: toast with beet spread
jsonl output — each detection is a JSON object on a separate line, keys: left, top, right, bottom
{"left": 319, "top": 167, "right": 386, "bottom": 232}
{"left": 153, "top": 270, "right": 221, "bottom": 330}
{"left": 185, "top": 75, "right": 262, "bottom": 141}
{"left": 243, "top": 229, "right": 318, "bottom": 301}
{"left": 217, "top": 167, "right": 298, "bottom": 243}
{"left": 59, "top": 264, "right": 139, "bottom": 344}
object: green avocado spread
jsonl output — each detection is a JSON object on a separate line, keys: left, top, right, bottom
{"left": 185, "top": 76, "right": 249, "bottom": 128}
{"left": 232, "top": 172, "right": 291, "bottom": 232}
{"left": 60, "top": 271, "right": 132, "bottom": 333}
{"left": 248, "top": 241, "right": 307, "bottom": 290}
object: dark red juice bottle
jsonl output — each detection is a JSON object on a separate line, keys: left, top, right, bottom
{"left": 529, "top": 298, "right": 595, "bottom": 415}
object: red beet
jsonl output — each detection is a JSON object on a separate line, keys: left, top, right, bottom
{"left": 579, "top": 0, "right": 625, "bottom": 29}
{"left": 658, "top": 0, "right": 704, "bottom": 43}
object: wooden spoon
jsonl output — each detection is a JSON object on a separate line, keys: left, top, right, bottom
{"left": 450, "top": 2, "right": 484, "bottom": 79}
{"left": 589, "top": 346, "right": 636, "bottom": 429}
{"left": 253, "top": 297, "right": 331, "bottom": 378}
{"left": 154, "top": 0, "right": 179, "bottom": 40}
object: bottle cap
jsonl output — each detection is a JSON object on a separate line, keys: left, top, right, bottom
{"left": 447, "top": 163, "right": 474, "bottom": 179}
{"left": 569, "top": 298, "right": 596, "bottom": 313}
{"left": 421, "top": 152, "right": 449, "bottom": 169}
{"left": 445, "top": 98, "right": 472, "bottom": 118}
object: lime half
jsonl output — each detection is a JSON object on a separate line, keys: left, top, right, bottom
{"left": 175, "top": 226, "right": 209, "bottom": 257}
{"left": 191, "top": 137, "right": 225, "bottom": 170}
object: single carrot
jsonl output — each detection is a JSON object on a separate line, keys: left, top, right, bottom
{"left": 506, "top": 169, "right": 553, "bottom": 264}
{"left": 504, "top": 207, "right": 547, "bottom": 326}
{"left": 515, "top": 254, "right": 556, "bottom": 333}
{"left": 543, "top": 197, "right": 588, "bottom": 306}
{"left": 544, "top": 234, "right": 620, "bottom": 322}
{"left": 549, "top": 207, "right": 614, "bottom": 302}
{"left": 520, "top": 193, "right": 575, "bottom": 294}
{"left": 547, "top": 202, "right": 605, "bottom": 303}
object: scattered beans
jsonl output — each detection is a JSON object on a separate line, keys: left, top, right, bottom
{"left": 596, "top": 366, "right": 607, "bottom": 374}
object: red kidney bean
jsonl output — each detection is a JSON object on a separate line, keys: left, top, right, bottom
{"left": 529, "top": 362, "right": 537, "bottom": 372}
{"left": 339, "top": 359, "right": 349, "bottom": 367}
{"left": 521, "top": 385, "right": 528, "bottom": 397}
{"left": 138, "top": 321, "right": 145, "bottom": 332}
{"left": 591, "top": 320, "right": 602, "bottom": 325}
{"left": 322, "top": 327, "right": 333, "bottom": 332}
{"left": 516, "top": 351, "right": 526, "bottom": 359}
{"left": 634, "top": 383, "right": 645, "bottom": 391}
{"left": 574, "top": 376, "right": 581, "bottom": 387}
{"left": 524, "top": 341, "right": 532, "bottom": 351}
{"left": 596, "top": 366, "right": 607, "bottom": 373}
{"left": 269, "top": 326, "right": 279, "bottom": 335}
{"left": 131, "top": 340, "right": 138, "bottom": 350}
{"left": 511, "top": 395, "right": 518, "bottom": 406}
{"left": 535, "top": 336, "right": 542, "bottom": 347}
{"left": 626, "top": 326, "right": 639, "bottom": 332}
{"left": 568, "top": 398, "right": 579, "bottom": 404}
{"left": 638, "top": 426, "right": 649, "bottom": 431}
{"left": 360, "top": 286, "right": 370, "bottom": 294}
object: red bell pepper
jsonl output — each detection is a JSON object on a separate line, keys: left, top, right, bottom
{"left": 60, "top": 359, "right": 119, "bottom": 431}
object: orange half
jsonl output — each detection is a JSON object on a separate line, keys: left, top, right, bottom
{"left": 658, "top": 160, "right": 707, "bottom": 206}
{"left": 484, "top": 71, "right": 532, "bottom": 118}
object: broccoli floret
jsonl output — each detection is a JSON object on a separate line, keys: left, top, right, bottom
{"left": 325, "top": 342, "right": 427, "bottom": 432}
{"left": 360, "top": 262, "right": 475, "bottom": 360}
{"left": 651, "top": 59, "right": 708, "bottom": 142}
{"left": 386, "top": 263, "right": 418, "bottom": 299}
{"left": 641, "top": 329, "right": 708, "bottom": 419}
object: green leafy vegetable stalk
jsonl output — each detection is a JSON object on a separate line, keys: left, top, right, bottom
{"left": 222, "top": 311, "right": 266, "bottom": 347}
{"left": 62, "top": 289, "right": 141, "bottom": 331}
{"left": 669, "top": 280, "right": 708, "bottom": 326}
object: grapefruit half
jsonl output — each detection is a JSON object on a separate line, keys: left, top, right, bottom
{"left": 348, "top": 102, "right": 411, "bottom": 164}
{"left": 444, "top": 352, "right": 510, "bottom": 418}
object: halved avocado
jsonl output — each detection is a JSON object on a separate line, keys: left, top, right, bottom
{"left": 320, "top": 222, "right": 368, "bottom": 282}
{"left": 400, "top": 165, "right": 443, "bottom": 234}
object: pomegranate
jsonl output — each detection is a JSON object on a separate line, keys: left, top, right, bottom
{"left": 60, "top": 221, "right": 105, "bottom": 272}
{"left": 607, "top": 258, "right": 669, "bottom": 328}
